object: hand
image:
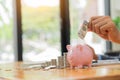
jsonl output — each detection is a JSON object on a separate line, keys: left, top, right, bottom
{"left": 87, "top": 45, "right": 98, "bottom": 60}
{"left": 88, "top": 16, "right": 120, "bottom": 43}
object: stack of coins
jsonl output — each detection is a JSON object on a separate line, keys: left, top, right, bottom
{"left": 51, "top": 59, "right": 57, "bottom": 66}
{"left": 46, "top": 61, "right": 51, "bottom": 67}
{"left": 57, "top": 56, "right": 64, "bottom": 69}
{"left": 63, "top": 52, "right": 70, "bottom": 68}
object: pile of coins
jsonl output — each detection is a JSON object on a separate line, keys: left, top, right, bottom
{"left": 44, "top": 52, "right": 70, "bottom": 69}
{"left": 22, "top": 52, "right": 70, "bottom": 70}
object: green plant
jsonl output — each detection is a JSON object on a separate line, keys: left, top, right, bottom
{"left": 113, "top": 16, "right": 120, "bottom": 30}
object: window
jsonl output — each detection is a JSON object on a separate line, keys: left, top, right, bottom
{"left": 0, "top": 0, "right": 14, "bottom": 63}
{"left": 21, "top": 0, "right": 61, "bottom": 62}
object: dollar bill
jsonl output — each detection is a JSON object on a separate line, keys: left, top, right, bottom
{"left": 78, "top": 20, "right": 88, "bottom": 39}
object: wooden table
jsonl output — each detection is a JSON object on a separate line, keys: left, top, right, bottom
{"left": 0, "top": 62, "right": 120, "bottom": 80}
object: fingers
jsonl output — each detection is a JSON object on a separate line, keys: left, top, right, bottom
{"left": 88, "top": 16, "right": 112, "bottom": 35}
{"left": 99, "top": 23, "right": 109, "bottom": 35}
{"left": 94, "top": 20, "right": 108, "bottom": 34}
{"left": 88, "top": 16, "right": 119, "bottom": 42}
{"left": 88, "top": 16, "right": 102, "bottom": 31}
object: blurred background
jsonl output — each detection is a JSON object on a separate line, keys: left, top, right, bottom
{"left": 0, "top": 0, "right": 120, "bottom": 63}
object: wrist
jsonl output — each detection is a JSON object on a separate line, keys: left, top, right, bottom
{"left": 111, "top": 30, "right": 120, "bottom": 44}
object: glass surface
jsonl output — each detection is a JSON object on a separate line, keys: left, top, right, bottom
{"left": 69, "top": 0, "right": 106, "bottom": 54}
{"left": 21, "top": 0, "right": 61, "bottom": 62}
{"left": 0, "top": 0, "right": 14, "bottom": 63}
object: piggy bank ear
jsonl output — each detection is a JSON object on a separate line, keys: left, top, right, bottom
{"left": 66, "top": 45, "right": 71, "bottom": 51}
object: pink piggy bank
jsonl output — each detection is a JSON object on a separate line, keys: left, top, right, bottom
{"left": 66, "top": 44, "right": 93, "bottom": 69}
